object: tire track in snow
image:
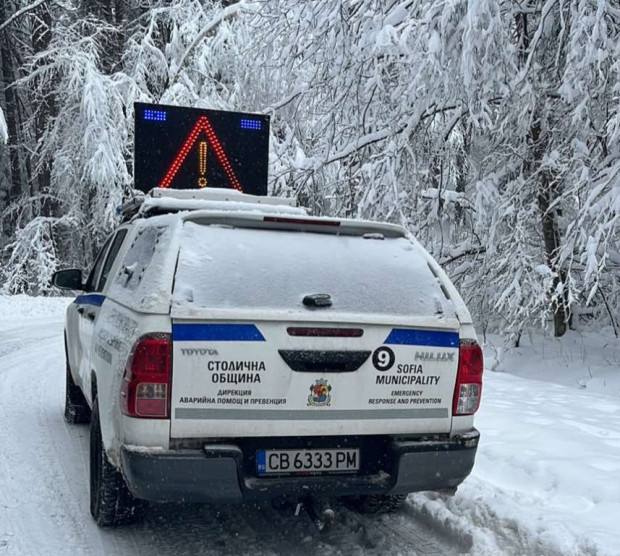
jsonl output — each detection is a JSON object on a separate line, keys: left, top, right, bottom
{"left": 0, "top": 318, "right": 99, "bottom": 555}
{"left": 0, "top": 321, "right": 60, "bottom": 363}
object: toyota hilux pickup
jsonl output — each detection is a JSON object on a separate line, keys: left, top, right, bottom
{"left": 52, "top": 187, "right": 483, "bottom": 527}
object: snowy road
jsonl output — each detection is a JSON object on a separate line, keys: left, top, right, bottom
{"left": 0, "top": 311, "right": 465, "bottom": 556}
{"left": 3, "top": 297, "right": 620, "bottom": 556}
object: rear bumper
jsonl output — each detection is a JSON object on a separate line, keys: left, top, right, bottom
{"left": 120, "top": 430, "right": 479, "bottom": 503}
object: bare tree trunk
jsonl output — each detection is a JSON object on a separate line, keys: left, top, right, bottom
{"left": 79, "top": 0, "right": 123, "bottom": 73}
{"left": 530, "top": 118, "right": 568, "bottom": 337}
{"left": 517, "top": 4, "right": 568, "bottom": 337}
{"left": 0, "top": 0, "right": 23, "bottom": 207}
{"left": 454, "top": 121, "right": 469, "bottom": 224}
{"left": 31, "top": 2, "right": 53, "bottom": 217}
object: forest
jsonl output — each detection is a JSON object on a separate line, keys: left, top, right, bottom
{"left": 0, "top": 0, "right": 619, "bottom": 339}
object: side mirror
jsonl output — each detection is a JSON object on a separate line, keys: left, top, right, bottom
{"left": 52, "top": 269, "right": 84, "bottom": 291}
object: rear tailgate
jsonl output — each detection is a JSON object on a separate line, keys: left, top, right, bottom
{"left": 169, "top": 319, "right": 459, "bottom": 438}
{"left": 170, "top": 219, "right": 461, "bottom": 439}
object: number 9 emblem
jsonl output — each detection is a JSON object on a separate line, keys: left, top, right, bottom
{"left": 372, "top": 346, "right": 395, "bottom": 371}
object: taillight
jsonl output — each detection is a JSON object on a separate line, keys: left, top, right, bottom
{"left": 453, "top": 340, "right": 483, "bottom": 416}
{"left": 263, "top": 216, "right": 341, "bottom": 227}
{"left": 121, "top": 333, "right": 171, "bottom": 419}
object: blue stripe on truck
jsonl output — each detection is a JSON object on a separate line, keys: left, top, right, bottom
{"left": 74, "top": 294, "right": 106, "bottom": 307}
{"left": 384, "top": 329, "right": 458, "bottom": 348}
{"left": 172, "top": 324, "right": 266, "bottom": 342}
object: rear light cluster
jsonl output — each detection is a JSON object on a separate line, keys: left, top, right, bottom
{"left": 263, "top": 216, "right": 341, "bottom": 227}
{"left": 287, "top": 327, "right": 364, "bottom": 337}
{"left": 452, "top": 339, "right": 483, "bottom": 416}
{"left": 121, "top": 333, "right": 171, "bottom": 419}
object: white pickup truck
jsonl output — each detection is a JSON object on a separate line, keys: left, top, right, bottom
{"left": 53, "top": 188, "right": 483, "bottom": 527}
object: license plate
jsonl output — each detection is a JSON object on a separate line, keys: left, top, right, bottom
{"left": 256, "top": 448, "right": 360, "bottom": 475}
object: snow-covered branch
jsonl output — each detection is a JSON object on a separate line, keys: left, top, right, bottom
{"left": 169, "top": 2, "right": 257, "bottom": 86}
{"left": 0, "top": 0, "right": 48, "bottom": 34}
{"left": 0, "top": 107, "right": 7, "bottom": 144}
{"left": 323, "top": 129, "right": 392, "bottom": 166}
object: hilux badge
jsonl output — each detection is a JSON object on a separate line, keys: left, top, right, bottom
{"left": 414, "top": 351, "right": 455, "bottom": 362}
{"left": 308, "top": 379, "right": 332, "bottom": 407}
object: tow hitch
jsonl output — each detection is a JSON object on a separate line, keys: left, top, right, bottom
{"left": 296, "top": 496, "right": 336, "bottom": 532}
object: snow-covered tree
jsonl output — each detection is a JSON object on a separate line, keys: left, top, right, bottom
{"left": 233, "top": 0, "right": 620, "bottom": 337}
{"left": 1, "top": 0, "right": 619, "bottom": 339}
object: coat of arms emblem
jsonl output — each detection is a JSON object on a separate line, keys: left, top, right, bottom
{"left": 308, "top": 379, "right": 332, "bottom": 407}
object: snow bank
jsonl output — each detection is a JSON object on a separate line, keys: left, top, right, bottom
{"left": 0, "top": 295, "right": 71, "bottom": 328}
{"left": 409, "top": 333, "right": 620, "bottom": 556}
{"left": 485, "top": 329, "right": 620, "bottom": 398}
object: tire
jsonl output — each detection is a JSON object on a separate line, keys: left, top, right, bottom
{"left": 64, "top": 361, "right": 91, "bottom": 424}
{"left": 343, "top": 493, "right": 408, "bottom": 514}
{"left": 90, "top": 399, "right": 147, "bottom": 526}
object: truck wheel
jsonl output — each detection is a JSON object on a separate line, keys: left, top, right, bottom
{"left": 64, "top": 362, "right": 91, "bottom": 424}
{"left": 90, "top": 399, "right": 147, "bottom": 526}
{"left": 343, "top": 494, "right": 408, "bottom": 514}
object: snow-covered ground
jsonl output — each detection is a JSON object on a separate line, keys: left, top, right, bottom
{"left": 1, "top": 295, "right": 619, "bottom": 555}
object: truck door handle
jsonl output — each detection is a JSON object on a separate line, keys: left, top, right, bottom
{"left": 77, "top": 306, "right": 96, "bottom": 321}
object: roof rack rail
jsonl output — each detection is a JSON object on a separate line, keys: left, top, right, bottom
{"left": 118, "top": 190, "right": 146, "bottom": 223}
{"left": 150, "top": 187, "right": 296, "bottom": 207}
{"left": 117, "top": 187, "right": 301, "bottom": 223}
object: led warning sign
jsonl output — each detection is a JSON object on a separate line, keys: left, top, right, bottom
{"left": 134, "top": 102, "right": 270, "bottom": 195}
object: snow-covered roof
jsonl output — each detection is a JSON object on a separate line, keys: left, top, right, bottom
{"left": 131, "top": 188, "right": 410, "bottom": 240}
{"left": 150, "top": 187, "right": 296, "bottom": 206}
{"left": 138, "top": 187, "right": 304, "bottom": 217}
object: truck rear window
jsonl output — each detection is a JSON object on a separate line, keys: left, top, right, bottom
{"left": 171, "top": 222, "right": 454, "bottom": 318}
